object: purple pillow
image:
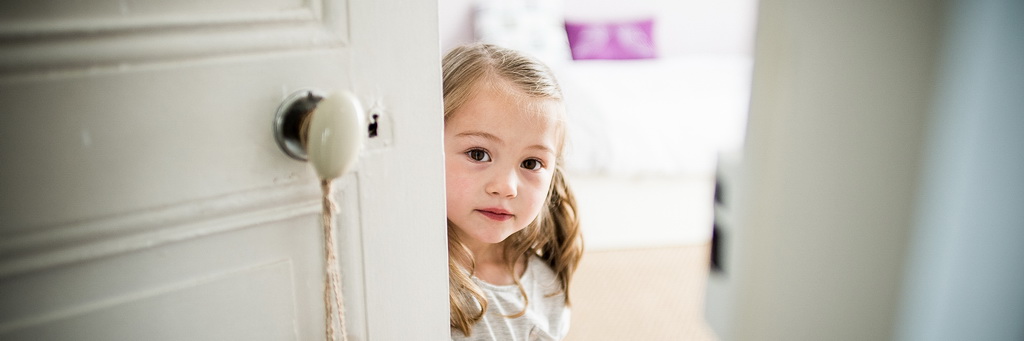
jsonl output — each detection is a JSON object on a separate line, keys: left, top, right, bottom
{"left": 564, "top": 18, "right": 657, "bottom": 60}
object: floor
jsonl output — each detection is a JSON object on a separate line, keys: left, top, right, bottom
{"left": 560, "top": 173, "right": 718, "bottom": 340}
{"left": 565, "top": 244, "right": 718, "bottom": 341}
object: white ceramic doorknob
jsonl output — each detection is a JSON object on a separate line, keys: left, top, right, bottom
{"left": 306, "top": 91, "right": 365, "bottom": 180}
{"left": 274, "top": 89, "right": 365, "bottom": 180}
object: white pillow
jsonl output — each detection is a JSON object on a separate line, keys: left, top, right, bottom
{"left": 473, "top": 0, "right": 572, "bottom": 66}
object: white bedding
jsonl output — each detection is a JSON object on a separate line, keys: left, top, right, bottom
{"left": 552, "top": 55, "right": 752, "bottom": 176}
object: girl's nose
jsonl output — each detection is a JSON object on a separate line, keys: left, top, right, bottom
{"left": 485, "top": 168, "right": 518, "bottom": 198}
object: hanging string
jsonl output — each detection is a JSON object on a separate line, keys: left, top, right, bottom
{"left": 321, "top": 179, "right": 348, "bottom": 341}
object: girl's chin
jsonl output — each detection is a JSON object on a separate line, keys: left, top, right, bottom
{"left": 464, "top": 227, "right": 523, "bottom": 246}
{"left": 451, "top": 218, "right": 528, "bottom": 246}
{"left": 469, "top": 232, "right": 514, "bottom": 245}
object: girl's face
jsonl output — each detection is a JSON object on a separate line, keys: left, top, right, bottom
{"left": 444, "top": 80, "right": 561, "bottom": 252}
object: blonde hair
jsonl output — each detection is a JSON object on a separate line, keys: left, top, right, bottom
{"left": 443, "top": 43, "right": 584, "bottom": 337}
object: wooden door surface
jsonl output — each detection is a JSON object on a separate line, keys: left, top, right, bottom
{"left": 0, "top": 0, "right": 448, "bottom": 339}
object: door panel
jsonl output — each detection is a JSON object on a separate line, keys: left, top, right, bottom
{"left": 1, "top": 52, "right": 347, "bottom": 232}
{"left": 3, "top": 218, "right": 317, "bottom": 340}
{"left": 0, "top": 0, "right": 447, "bottom": 339}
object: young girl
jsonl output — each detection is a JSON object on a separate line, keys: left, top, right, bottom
{"left": 443, "top": 43, "right": 584, "bottom": 340}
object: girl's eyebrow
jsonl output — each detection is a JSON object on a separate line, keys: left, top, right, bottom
{"left": 455, "top": 131, "right": 502, "bottom": 143}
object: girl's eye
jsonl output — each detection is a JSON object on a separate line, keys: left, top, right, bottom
{"left": 521, "top": 159, "right": 543, "bottom": 171}
{"left": 467, "top": 149, "right": 491, "bottom": 162}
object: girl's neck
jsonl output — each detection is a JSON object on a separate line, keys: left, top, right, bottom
{"left": 465, "top": 241, "right": 505, "bottom": 265}
{"left": 462, "top": 240, "right": 526, "bottom": 286}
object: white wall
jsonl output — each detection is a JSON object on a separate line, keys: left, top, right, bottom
{"left": 438, "top": 0, "right": 476, "bottom": 53}
{"left": 562, "top": 0, "right": 757, "bottom": 57}
{"left": 896, "top": 0, "right": 1024, "bottom": 340}
{"left": 707, "top": 0, "right": 942, "bottom": 339}
{"left": 438, "top": 0, "right": 758, "bottom": 57}
{"left": 708, "top": 0, "right": 1024, "bottom": 340}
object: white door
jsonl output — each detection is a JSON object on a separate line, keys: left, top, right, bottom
{"left": 0, "top": 1, "right": 448, "bottom": 340}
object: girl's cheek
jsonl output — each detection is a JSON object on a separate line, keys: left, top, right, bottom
{"left": 444, "top": 167, "right": 465, "bottom": 196}
{"left": 446, "top": 171, "right": 466, "bottom": 192}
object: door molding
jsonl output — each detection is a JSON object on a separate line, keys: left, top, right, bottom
{"left": 0, "top": 182, "right": 322, "bottom": 277}
{"left": 0, "top": 0, "right": 349, "bottom": 75}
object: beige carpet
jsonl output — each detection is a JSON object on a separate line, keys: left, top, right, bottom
{"left": 565, "top": 244, "right": 718, "bottom": 341}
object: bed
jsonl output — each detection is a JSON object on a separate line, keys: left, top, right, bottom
{"left": 555, "top": 56, "right": 751, "bottom": 176}
{"left": 552, "top": 56, "right": 752, "bottom": 249}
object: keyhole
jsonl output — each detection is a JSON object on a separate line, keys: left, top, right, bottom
{"left": 368, "top": 113, "right": 380, "bottom": 138}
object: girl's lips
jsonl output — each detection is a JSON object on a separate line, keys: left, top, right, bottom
{"left": 477, "top": 208, "right": 513, "bottom": 221}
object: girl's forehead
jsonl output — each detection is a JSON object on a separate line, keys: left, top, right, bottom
{"left": 465, "top": 76, "right": 562, "bottom": 121}
{"left": 452, "top": 88, "right": 562, "bottom": 129}
{"left": 445, "top": 73, "right": 566, "bottom": 149}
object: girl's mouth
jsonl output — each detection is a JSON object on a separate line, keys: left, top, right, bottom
{"left": 477, "top": 209, "right": 513, "bottom": 221}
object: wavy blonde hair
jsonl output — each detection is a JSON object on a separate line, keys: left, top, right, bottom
{"left": 443, "top": 43, "right": 584, "bottom": 337}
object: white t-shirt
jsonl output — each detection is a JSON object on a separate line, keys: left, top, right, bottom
{"left": 451, "top": 256, "right": 571, "bottom": 341}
